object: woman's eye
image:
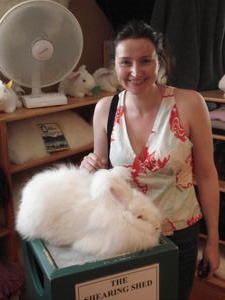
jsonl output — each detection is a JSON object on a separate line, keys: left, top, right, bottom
{"left": 120, "top": 60, "right": 131, "bottom": 66}
{"left": 141, "top": 59, "right": 151, "bottom": 64}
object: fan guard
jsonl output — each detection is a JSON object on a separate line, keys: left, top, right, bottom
{"left": 0, "top": 0, "right": 83, "bottom": 107}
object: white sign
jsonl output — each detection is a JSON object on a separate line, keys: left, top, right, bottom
{"left": 75, "top": 264, "right": 159, "bottom": 300}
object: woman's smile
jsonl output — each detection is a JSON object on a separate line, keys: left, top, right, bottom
{"left": 128, "top": 76, "right": 148, "bottom": 87}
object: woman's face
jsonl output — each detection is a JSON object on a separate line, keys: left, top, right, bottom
{"left": 115, "top": 38, "right": 159, "bottom": 95}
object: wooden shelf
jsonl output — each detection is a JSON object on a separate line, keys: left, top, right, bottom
{"left": 0, "top": 228, "right": 10, "bottom": 238}
{"left": 0, "top": 91, "right": 112, "bottom": 122}
{"left": 9, "top": 142, "right": 93, "bottom": 174}
{"left": 199, "top": 90, "right": 225, "bottom": 141}
{"left": 219, "top": 180, "right": 225, "bottom": 192}
{"left": 213, "top": 134, "right": 225, "bottom": 141}
{"left": 190, "top": 90, "right": 225, "bottom": 299}
{"left": 201, "top": 90, "right": 225, "bottom": 103}
{"left": 199, "top": 91, "right": 225, "bottom": 190}
{"left": 199, "top": 233, "right": 225, "bottom": 247}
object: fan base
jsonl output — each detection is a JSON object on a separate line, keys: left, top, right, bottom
{"left": 22, "top": 93, "right": 68, "bottom": 108}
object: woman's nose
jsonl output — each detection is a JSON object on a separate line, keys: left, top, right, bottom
{"left": 131, "top": 63, "right": 141, "bottom": 77}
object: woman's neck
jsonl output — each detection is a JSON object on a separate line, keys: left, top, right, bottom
{"left": 125, "top": 84, "right": 164, "bottom": 115}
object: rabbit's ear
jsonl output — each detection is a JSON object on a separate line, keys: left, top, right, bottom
{"left": 79, "top": 65, "right": 86, "bottom": 71}
{"left": 68, "top": 72, "right": 80, "bottom": 81}
{"left": 99, "top": 70, "right": 111, "bottom": 77}
{"left": 109, "top": 180, "right": 130, "bottom": 210}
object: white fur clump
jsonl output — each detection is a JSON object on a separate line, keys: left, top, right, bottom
{"left": 8, "top": 110, "right": 93, "bottom": 164}
{"left": 93, "top": 67, "right": 121, "bottom": 93}
{"left": 16, "top": 165, "right": 162, "bottom": 259}
{"left": 58, "top": 65, "right": 96, "bottom": 97}
{"left": 0, "top": 80, "right": 21, "bottom": 113}
{"left": 218, "top": 75, "right": 225, "bottom": 97}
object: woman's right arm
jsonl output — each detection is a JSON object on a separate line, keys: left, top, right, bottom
{"left": 80, "top": 96, "right": 113, "bottom": 172}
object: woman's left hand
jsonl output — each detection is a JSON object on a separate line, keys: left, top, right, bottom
{"left": 202, "top": 240, "right": 220, "bottom": 278}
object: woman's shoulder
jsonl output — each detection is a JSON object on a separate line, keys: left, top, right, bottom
{"left": 94, "top": 93, "right": 120, "bottom": 120}
{"left": 95, "top": 91, "right": 124, "bottom": 113}
{"left": 161, "top": 85, "right": 202, "bottom": 100}
{"left": 174, "top": 87, "right": 204, "bottom": 102}
{"left": 172, "top": 87, "right": 209, "bottom": 126}
{"left": 95, "top": 95, "right": 114, "bottom": 113}
{"left": 172, "top": 87, "right": 206, "bottom": 112}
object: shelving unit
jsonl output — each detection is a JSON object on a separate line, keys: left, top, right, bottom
{"left": 201, "top": 89, "right": 225, "bottom": 193}
{"left": 190, "top": 90, "right": 225, "bottom": 299}
{"left": 0, "top": 91, "right": 110, "bottom": 262}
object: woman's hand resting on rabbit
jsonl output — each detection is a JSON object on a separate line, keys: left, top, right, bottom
{"left": 80, "top": 153, "right": 107, "bottom": 172}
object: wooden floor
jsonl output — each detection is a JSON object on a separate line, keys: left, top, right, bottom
{"left": 190, "top": 275, "right": 225, "bottom": 300}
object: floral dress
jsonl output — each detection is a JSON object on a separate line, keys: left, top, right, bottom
{"left": 109, "top": 86, "right": 202, "bottom": 235}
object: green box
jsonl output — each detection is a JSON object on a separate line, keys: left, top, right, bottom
{"left": 22, "top": 236, "right": 178, "bottom": 300}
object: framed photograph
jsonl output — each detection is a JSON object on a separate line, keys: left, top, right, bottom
{"left": 38, "top": 123, "right": 70, "bottom": 153}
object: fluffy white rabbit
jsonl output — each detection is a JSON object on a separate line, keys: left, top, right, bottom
{"left": 58, "top": 65, "right": 96, "bottom": 97}
{"left": 93, "top": 67, "right": 121, "bottom": 93}
{"left": 16, "top": 165, "right": 162, "bottom": 258}
{"left": 0, "top": 80, "right": 22, "bottom": 113}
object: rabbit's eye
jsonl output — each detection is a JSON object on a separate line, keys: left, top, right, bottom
{"left": 83, "top": 79, "right": 86, "bottom": 82}
{"left": 137, "top": 215, "right": 144, "bottom": 220}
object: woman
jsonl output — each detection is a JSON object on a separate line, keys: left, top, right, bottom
{"left": 81, "top": 20, "right": 220, "bottom": 299}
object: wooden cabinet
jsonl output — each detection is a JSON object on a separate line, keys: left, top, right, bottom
{"left": 190, "top": 89, "right": 225, "bottom": 299}
{"left": 0, "top": 92, "right": 110, "bottom": 262}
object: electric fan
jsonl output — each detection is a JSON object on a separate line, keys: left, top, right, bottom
{"left": 0, "top": 0, "right": 83, "bottom": 108}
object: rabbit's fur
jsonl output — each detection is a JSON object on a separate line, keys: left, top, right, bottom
{"left": 93, "top": 67, "right": 121, "bottom": 93}
{"left": 16, "top": 165, "right": 162, "bottom": 258}
{"left": 0, "top": 80, "right": 21, "bottom": 113}
{"left": 218, "top": 75, "right": 225, "bottom": 97}
{"left": 58, "top": 65, "right": 96, "bottom": 97}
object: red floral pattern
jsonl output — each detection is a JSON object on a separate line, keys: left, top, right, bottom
{"left": 129, "top": 147, "right": 170, "bottom": 193}
{"left": 162, "top": 218, "right": 177, "bottom": 235}
{"left": 170, "top": 104, "right": 187, "bottom": 142}
{"left": 115, "top": 106, "right": 124, "bottom": 124}
{"left": 176, "top": 154, "right": 193, "bottom": 189}
{"left": 109, "top": 88, "right": 202, "bottom": 231}
{"left": 111, "top": 106, "right": 124, "bottom": 142}
{"left": 187, "top": 214, "right": 202, "bottom": 226}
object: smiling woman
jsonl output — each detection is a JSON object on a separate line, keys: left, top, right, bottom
{"left": 0, "top": 0, "right": 70, "bottom": 18}
{"left": 114, "top": 38, "right": 159, "bottom": 96}
{"left": 80, "top": 20, "right": 220, "bottom": 300}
